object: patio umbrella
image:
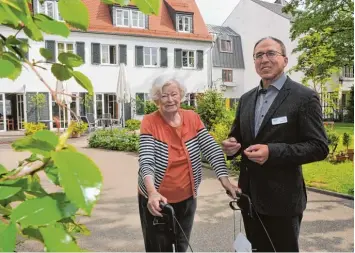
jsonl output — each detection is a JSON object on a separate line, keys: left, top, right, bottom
{"left": 116, "top": 63, "right": 130, "bottom": 127}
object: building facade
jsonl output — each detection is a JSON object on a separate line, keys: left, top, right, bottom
{"left": 0, "top": 0, "right": 212, "bottom": 132}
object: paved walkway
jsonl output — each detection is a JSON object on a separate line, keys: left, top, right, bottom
{"left": 0, "top": 138, "right": 353, "bottom": 252}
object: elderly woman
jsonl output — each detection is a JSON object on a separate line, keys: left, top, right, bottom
{"left": 137, "top": 76, "right": 239, "bottom": 252}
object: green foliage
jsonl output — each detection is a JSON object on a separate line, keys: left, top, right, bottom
{"left": 288, "top": 30, "right": 340, "bottom": 94}
{"left": 24, "top": 122, "right": 47, "bottom": 136}
{"left": 342, "top": 132, "right": 351, "bottom": 151}
{"left": 71, "top": 121, "right": 88, "bottom": 135}
{"left": 325, "top": 127, "right": 340, "bottom": 154}
{"left": 144, "top": 101, "right": 158, "bottom": 114}
{"left": 197, "top": 89, "right": 226, "bottom": 131}
{"left": 345, "top": 85, "right": 354, "bottom": 123}
{"left": 0, "top": 125, "right": 103, "bottom": 251}
{"left": 181, "top": 103, "right": 196, "bottom": 111}
{"left": 125, "top": 119, "right": 141, "bottom": 131}
{"left": 0, "top": 0, "right": 160, "bottom": 251}
{"left": 30, "top": 93, "right": 46, "bottom": 121}
{"left": 284, "top": 0, "right": 354, "bottom": 69}
{"left": 88, "top": 129, "right": 139, "bottom": 152}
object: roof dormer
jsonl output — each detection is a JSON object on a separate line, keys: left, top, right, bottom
{"left": 164, "top": 0, "right": 194, "bottom": 33}
{"left": 111, "top": 5, "right": 149, "bottom": 29}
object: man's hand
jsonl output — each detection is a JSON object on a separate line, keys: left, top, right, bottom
{"left": 244, "top": 144, "right": 269, "bottom": 165}
{"left": 222, "top": 137, "right": 241, "bottom": 156}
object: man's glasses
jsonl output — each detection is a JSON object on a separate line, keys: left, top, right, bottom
{"left": 253, "top": 50, "right": 285, "bottom": 60}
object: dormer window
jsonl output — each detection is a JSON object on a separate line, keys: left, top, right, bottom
{"left": 36, "top": 0, "right": 63, "bottom": 21}
{"left": 176, "top": 14, "right": 192, "bottom": 33}
{"left": 220, "top": 39, "right": 232, "bottom": 53}
{"left": 114, "top": 7, "right": 146, "bottom": 29}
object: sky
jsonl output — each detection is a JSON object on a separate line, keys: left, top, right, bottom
{"left": 195, "top": 0, "right": 276, "bottom": 25}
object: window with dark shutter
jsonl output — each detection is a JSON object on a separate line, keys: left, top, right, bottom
{"left": 135, "top": 46, "right": 143, "bottom": 66}
{"left": 76, "top": 42, "right": 85, "bottom": 63}
{"left": 119, "top": 44, "right": 127, "bottom": 65}
{"left": 197, "top": 50, "right": 203, "bottom": 69}
{"left": 45, "top": 40, "right": 56, "bottom": 62}
{"left": 160, "top": 48, "right": 167, "bottom": 67}
{"left": 91, "top": 43, "right": 101, "bottom": 64}
{"left": 174, "top": 48, "right": 182, "bottom": 68}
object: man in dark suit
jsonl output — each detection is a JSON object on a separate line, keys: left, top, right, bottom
{"left": 222, "top": 37, "right": 329, "bottom": 252}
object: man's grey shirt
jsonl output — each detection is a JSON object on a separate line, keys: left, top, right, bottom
{"left": 254, "top": 73, "right": 287, "bottom": 136}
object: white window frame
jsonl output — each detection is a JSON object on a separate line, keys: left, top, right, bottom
{"left": 116, "top": 9, "right": 130, "bottom": 27}
{"left": 37, "top": 0, "right": 63, "bottom": 21}
{"left": 343, "top": 66, "right": 354, "bottom": 78}
{"left": 220, "top": 39, "right": 233, "bottom": 53}
{"left": 101, "top": 44, "right": 117, "bottom": 65}
{"left": 131, "top": 10, "right": 145, "bottom": 28}
{"left": 143, "top": 47, "right": 159, "bottom": 67}
{"left": 57, "top": 42, "right": 75, "bottom": 55}
{"left": 177, "top": 15, "right": 192, "bottom": 33}
{"left": 115, "top": 8, "right": 145, "bottom": 29}
{"left": 182, "top": 50, "right": 195, "bottom": 69}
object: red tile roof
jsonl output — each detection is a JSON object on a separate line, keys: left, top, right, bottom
{"left": 82, "top": 0, "right": 212, "bottom": 42}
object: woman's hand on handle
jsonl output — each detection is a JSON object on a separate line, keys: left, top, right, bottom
{"left": 147, "top": 191, "right": 167, "bottom": 217}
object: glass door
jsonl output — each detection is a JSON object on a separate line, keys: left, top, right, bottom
{"left": 0, "top": 94, "right": 5, "bottom": 131}
{"left": 16, "top": 94, "right": 25, "bottom": 130}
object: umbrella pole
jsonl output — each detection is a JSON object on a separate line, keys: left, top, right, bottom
{"left": 122, "top": 100, "right": 125, "bottom": 128}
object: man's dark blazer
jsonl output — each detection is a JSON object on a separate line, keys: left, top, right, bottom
{"left": 228, "top": 76, "right": 329, "bottom": 216}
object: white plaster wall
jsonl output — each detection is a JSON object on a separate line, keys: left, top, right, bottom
{"left": 211, "top": 67, "right": 244, "bottom": 98}
{"left": 0, "top": 27, "right": 212, "bottom": 96}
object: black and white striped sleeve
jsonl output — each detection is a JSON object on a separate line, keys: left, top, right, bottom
{"left": 197, "top": 127, "right": 229, "bottom": 178}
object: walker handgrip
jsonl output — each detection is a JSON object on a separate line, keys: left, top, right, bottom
{"left": 226, "top": 190, "right": 242, "bottom": 199}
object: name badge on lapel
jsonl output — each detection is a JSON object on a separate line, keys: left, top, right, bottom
{"left": 272, "top": 116, "right": 288, "bottom": 125}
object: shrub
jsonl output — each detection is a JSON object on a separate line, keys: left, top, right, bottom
{"left": 24, "top": 122, "right": 47, "bottom": 136}
{"left": 325, "top": 127, "right": 340, "bottom": 154}
{"left": 126, "top": 119, "right": 141, "bottom": 131}
{"left": 181, "top": 103, "right": 196, "bottom": 111}
{"left": 88, "top": 129, "right": 139, "bottom": 152}
{"left": 72, "top": 121, "right": 88, "bottom": 135}
{"left": 144, "top": 101, "right": 158, "bottom": 114}
{"left": 210, "top": 123, "right": 230, "bottom": 145}
{"left": 197, "top": 89, "right": 226, "bottom": 130}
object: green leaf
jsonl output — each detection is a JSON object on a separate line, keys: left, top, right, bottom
{"left": 0, "top": 59, "right": 15, "bottom": 78}
{"left": 58, "top": 0, "right": 89, "bottom": 31}
{"left": 1, "top": 52, "right": 22, "bottom": 80}
{"left": 34, "top": 14, "right": 70, "bottom": 37}
{"left": 50, "top": 193, "right": 78, "bottom": 218}
{"left": 58, "top": 52, "right": 83, "bottom": 67}
{"left": 44, "top": 164, "right": 60, "bottom": 186}
{"left": 22, "top": 227, "right": 44, "bottom": 242}
{"left": 24, "top": 20, "right": 44, "bottom": 41}
{"left": 32, "top": 130, "right": 59, "bottom": 150}
{"left": 0, "top": 164, "right": 7, "bottom": 175}
{"left": 0, "top": 204, "right": 11, "bottom": 215}
{"left": 72, "top": 71, "right": 93, "bottom": 96}
{"left": 0, "top": 222, "right": 16, "bottom": 252}
{"left": 11, "top": 196, "right": 63, "bottom": 227}
{"left": 40, "top": 48, "right": 53, "bottom": 60}
{"left": 12, "top": 135, "right": 55, "bottom": 157}
{"left": 132, "top": 0, "right": 161, "bottom": 15}
{"left": 52, "top": 150, "right": 102, "bottom": 215}
{"left": 0, "top": 3, "right": 21, "bottom": 27}
{"left": 51, "top": 63, "right": 72, "bottom": 81}
{"left": 40, "top": 224, "right": 81, "bottom": 252}
{"left": 0, "top": 186, "right": 22, "bottom": 200}
{"left": 101, "top": 0, "right": 129, "bottom": 4}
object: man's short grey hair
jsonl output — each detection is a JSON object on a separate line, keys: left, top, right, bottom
{"left": 149, "top": 75, "right": 187, "bottom": 102}
{"left": 253, "top": 36, "right": 287, "bottom": 56}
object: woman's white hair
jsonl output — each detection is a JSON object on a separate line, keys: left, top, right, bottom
{"left": 149, "top": 74, "right": 187, "bottom": 102}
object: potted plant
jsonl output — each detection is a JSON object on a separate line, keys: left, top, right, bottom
{"left": 71, "top": 121, "right": 88, "bottom": 138}
{"left": 343, "top": 133, "right": 353, "bottom": 161}
{"left": 335, "top": 151, "right": 348, "bottom": 162}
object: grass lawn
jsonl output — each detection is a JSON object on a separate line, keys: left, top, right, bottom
{"left": 303, "top": 161, "right": 354, "bottom": 195}
{"left": 302, "top": 122, "right": 354, "bottom": 195}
